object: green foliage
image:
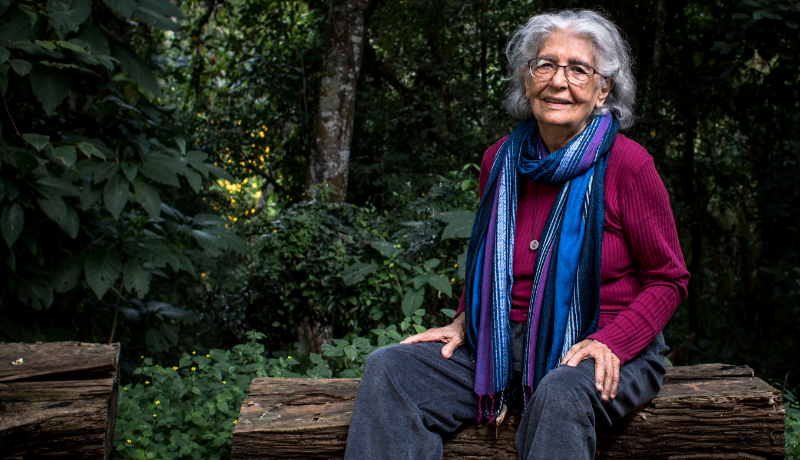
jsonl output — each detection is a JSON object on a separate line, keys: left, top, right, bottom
{"left": 114, "top": 331, "right": 268, "bottom": 460}
{"left": 783, "top": 382, "right": 800, "bottom": 459}
{"left": 0, "top": 0, "right": 243, "bottom": 360}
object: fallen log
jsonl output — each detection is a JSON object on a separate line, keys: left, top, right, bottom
{"left": 0, "top": 342, "right": 121, "bottom": 460}
{"left": 231, "top": 363, "right": 785, "bottom": 459}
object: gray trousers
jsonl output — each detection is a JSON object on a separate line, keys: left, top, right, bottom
{"left": 344, "top": 323, "right": 668, "bottom": 460}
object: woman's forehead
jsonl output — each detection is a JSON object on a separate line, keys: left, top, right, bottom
{"left": 536, "top": 30, "right": 596, "bottom": 65}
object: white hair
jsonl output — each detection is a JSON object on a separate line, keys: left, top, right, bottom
{"left": 503, "top": 9, "right": 636, "bottom": 129}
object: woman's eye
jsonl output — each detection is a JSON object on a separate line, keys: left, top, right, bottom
{"left": 537, "top": 62, "right": 554, "bottom": 69}
{"left": 570, "top": 65, "right": 590, "bottom": 75}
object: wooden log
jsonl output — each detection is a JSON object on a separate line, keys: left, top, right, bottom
{"left": 0, "top": 342, "right": 121, "bottom": 460}
{"left": 231, "top": 364, "right": 785, "bottom": 460}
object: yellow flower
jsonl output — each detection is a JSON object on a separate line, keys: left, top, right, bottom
{"left": 206, "top": 354, "right": 210, "bottom": 358}
{"left": 140, "top": 355, "right": 144, "bottom": 359}
{"left": 265, "top": 146, "right": 270, "bottom": 153}
{"left": 155, "top": 401, "right": 160, "bottom": 405}
{"left": 251, "top": 208, "right": 256, "bottom": 214}
{"left": 451, "top": 278, "right": 455, "bottom": 282}
{"left": 127, "top": 440, "right": 131, "bottom": 443}
{"left": 238, "top": 120, "right": 241, "bottom": 125}
{"left": 233, "top": 217, "right": 238, "bottom": 222}
{"left": 272, "top": 229, "right": 277, "bottom": 233}
{"left": 191, "top": 367, "right": 196, "bottom": 371}
{"left": 259, "top": 131, "right": 265, "bottom": 138}
{"left": 201, "top": 273, "right": 206, "bottom": 277}
{"left": 454, "top": 264, "right": 457, "bottom": 268}
{"left": 153, "top": 414, "right": 157, "bottom": 417}
{"left": 145, "top": 381, "right": 150, "bottom": 384}
{"left": 192, "top": 351, "right": 196, "bottom": 355}
{"left": 251, "top": 133, "right": 255, "bottom": 137}
{"left": 255, "top": 191, "right": 262, "bottom": 199}
{"left": 222, "top": 381, "right": 226, "bottom": 384}
{"left": 233, "top": 420, "right": 237, "bottom": 424}
{"left": 197, "top": 113, "right": 201, "bottom": 117}
{"left": 287, "top": 356, "right": 292, "bottom": 359}
{"left": 172, "top": 366, "right": 178, "bottom": 370}
{"left": 124, "top": 387, "right": 128, "bottom": 391}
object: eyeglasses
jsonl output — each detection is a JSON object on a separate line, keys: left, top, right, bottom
{"left": 528, "top": 58, "right": 606, "bottom": 86}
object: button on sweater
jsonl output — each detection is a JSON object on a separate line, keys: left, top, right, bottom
{"left": 454, "top": 133, "right": 690, "bottom": 365}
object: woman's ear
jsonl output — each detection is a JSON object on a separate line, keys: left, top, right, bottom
{"left": 595, "top": 78, "right": 614, "bottom": 108}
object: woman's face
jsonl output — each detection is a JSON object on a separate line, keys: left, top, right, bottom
{"left": 524, "top": 30, "right": 613, "bottom": 142}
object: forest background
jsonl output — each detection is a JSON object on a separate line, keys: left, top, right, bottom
{"left": 0, "top": 0, "right": 799, "bottom": 457}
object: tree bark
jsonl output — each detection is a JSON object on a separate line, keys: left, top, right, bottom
{"left": 305, "top": 0, "right": 369, "bottom": 202}
{"left": 231, "top": 364, "right": 785, "bottom": 460}
{"left": 0, "top": 342, "right": 121, "bottom": 460}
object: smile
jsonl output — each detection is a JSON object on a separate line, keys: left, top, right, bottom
{"left": 542, "top": 97, "right": 572, "bottom": 105}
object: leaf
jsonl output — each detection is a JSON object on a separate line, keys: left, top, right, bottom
{"left": 123, "top": 258, "right": 150, "bottom": 299}
{"left": 8, "top": 59, "right": 32, "bottom": 76}
{"left": 77, "top": 22, "right": 109, "bottom": 56}
{"left": 370, "top": 241, "right": 397, "bottom": 257}
{"left": 80, "top": 183, "right": 102, "bottom": 210}
{"left": 1, "top": 202, "right": 23, "bottom": 247}
{"left": 192, "top": 229, "right": 221, "bottom": 256}
{"left": 77, "top": 142, "right": 106, "bottom": 160}
{"left": 402, "top": 287, "right": 424, "bottom": 316}
{"left": 145, "top": 328, "right": 170, "bottom": 353}
{"left": 37, "top": 195, "right": 67, "bottom": 225}
{"left": 109, "top": 39, "right": 162, "bottom": 98}
{"left": 103, "top": 0, "right": 136, "bottom": 18}
{"left": 183, "top": 168, "right": 202, "bottom": 193}
{"left": 13, "top": 152, "right": 40, "bottom": 175}
{"left": 93, "top": 162, "right": 118, "bottom": 184}
{"left": 22, "top": 133, "right": 50, "bottom": 152}
{"left": 139, "top": 153, "right": 185, "bottom": 186}
{"left": 457, "top": 251, "right": 467, "bottom": 279}
{"left": 423, "top": 258, "right": 440, "bottom": 272}
{"left": 0, "top": 47, "right": 9, "bottom": 65}
{"left": 52, "top": 146, "right": 77, "bottom": 167}
{"left": 441, "top": 308, "right": 456, "bottom": 319}
{"left": 146, "top": 301, "right": 198, "bottom": 322}
{"left": 30, "top": 65, "right": 72, "bottom": 114}
{"left": 37, "top": 176, "right": 81, "bottom": 196}
{"left": 52, "top": 254, "right": 86, "bottom": 293}
{"left": 426, "top": 274, "right": 452, "bottom": 297}
{"left": 84, "top": 247, "right": 122, "bottom": 299}
{"left": 341, "top": 262, "right": 378, "bottom": 286}
{"left": 206, "top": 164, "right": 234, "bottom": 182}
{"left": 120, "top": 162, "right": 137, "bottom": 182}
{"left": 62, "top": 205, "right": 79, "bottom": 238}
{"left": 103, "top": 173, "right": 131, "bottom": 219}
{"left": 47, "top": 0, "right": 92, "bottom": 39}
{"left": 461, "top": 179, "right": 470, "bottom": 191}
{"left": 441, "top": 211, "right": 475, "bottom": 239}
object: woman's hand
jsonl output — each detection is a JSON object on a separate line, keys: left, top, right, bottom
{"left": 400, "top": 313, "right": 466, "bottom": 359}
{"left": 560, "top": 339, "right": 620, "bottom": 401}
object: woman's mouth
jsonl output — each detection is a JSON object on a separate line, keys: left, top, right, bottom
{"left": 542, "top": 97, "right": 572, "bottom": 105}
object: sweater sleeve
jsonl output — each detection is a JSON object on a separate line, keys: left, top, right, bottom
{"left": 587, "top": 158, "right": 690, "bottom": 364}
{"left": 454, "top": 139, "right": 506, "bottom": 318}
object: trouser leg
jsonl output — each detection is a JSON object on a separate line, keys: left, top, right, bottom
{"left": 344, "top": 341, "right": 478, "bottom": 460}
{"left": 515, "top": 333, "right": 668, "bottom": 460}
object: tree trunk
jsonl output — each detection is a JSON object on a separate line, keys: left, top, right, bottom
{"left": 305, "top": 0, "right": 369, "bottom": 202}
{"left": 0, "top": 342, "right": 121, "bottom": 460}
{"left": 231, "top": 364, "right": 785, "bottom": 459}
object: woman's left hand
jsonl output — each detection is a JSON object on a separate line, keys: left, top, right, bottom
{"left": 560, "top": 339, "right": 620, "bottom": 401}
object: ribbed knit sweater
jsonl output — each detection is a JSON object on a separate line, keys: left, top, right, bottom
{"left": 454, "top": 133, "right": 690, "bottom": 365}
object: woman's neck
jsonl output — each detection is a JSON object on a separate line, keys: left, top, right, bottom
{"left": 538, "top": 120, "right": 588, "bottom": 152}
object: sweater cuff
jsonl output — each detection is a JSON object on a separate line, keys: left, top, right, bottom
{"left": 587, "top": 316, "right": 656, "bottom": 366}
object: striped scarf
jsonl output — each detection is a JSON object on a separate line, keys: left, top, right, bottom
{"left": 463, "top": 113, "right": 619, "bottom": 423}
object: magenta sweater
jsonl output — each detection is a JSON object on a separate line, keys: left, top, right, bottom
{"left": 454, "top": 134, "right": 690, "bottom": 365}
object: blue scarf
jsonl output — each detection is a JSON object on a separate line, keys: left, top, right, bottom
{"left": 463, "top": 113, "right": 619, "bottom": 423}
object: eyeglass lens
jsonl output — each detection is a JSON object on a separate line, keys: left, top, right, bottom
{"left": 530, "top": 59, "right": 593, "bottom": 85}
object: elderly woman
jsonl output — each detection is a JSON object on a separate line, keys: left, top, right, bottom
{"left": 345, "top": 9, "right": 689, "bottom": 460}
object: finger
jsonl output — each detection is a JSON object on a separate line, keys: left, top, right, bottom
{"left": 400, "top": 329, "right": 442, "bottom": 344}
{"left": 602, "top": 353, "right": 614, "bottom": 401}
{"left": 560, "top": 344, "right": 580, "bottom": 365}
{"left": 610, "top": 357, "right": 620, "bottom": 399}
{"left": 566, "top": 346, "right": 590, "bottom": 367}
{"left": 593, "top": 351, "right": 605, "bottom": 393}
{"left": 441, "top": 339, "right": 460, "bottom": 359}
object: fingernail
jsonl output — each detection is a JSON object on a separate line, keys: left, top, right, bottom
{"left": 611, "top": 394, "right": 616, "bottom": 399}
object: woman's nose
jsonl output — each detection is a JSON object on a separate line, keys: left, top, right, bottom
{"left": 549, "top": 66, "right": 569, "bottom": 86}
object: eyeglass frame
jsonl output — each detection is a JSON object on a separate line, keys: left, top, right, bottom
{"left": 527, "top": 58, "right": 608, "bottom": 86}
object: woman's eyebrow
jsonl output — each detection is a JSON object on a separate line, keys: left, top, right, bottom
{"left": 535, "top": 55, "right": 593, "bottom": 67}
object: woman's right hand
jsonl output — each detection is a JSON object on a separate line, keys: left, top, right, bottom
{"left": 399, "top": 313, "right": 466, "bottom": 359}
